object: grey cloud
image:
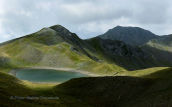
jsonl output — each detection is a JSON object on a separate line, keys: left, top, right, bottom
{"left": 0, "top": 0, "right": 172, "bottom": 43}
{"left": 60, "top": 0, "right": 102, "bottom": 4}
{"left": 130, "top": 0, "right": 171, "bottom": 24}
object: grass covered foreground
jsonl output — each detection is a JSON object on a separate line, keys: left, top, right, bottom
{"left": 1, "top": 67, "right": 172, "bottom": 106}
{"left": 0, "top": 71, "right": 94, "bottom": 107}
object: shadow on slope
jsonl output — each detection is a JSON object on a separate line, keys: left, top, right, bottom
{"left": 141, "top": 44, "right": 172, "bottom": 66}
{"left": 53, "top": 68, "right": 172, "bottom": 107}
{"left": 142, "top": 67, "right": 172, "bottom": 78}
{"left": 0, "top": 72, "right": 92, "bottom": 107}
{"left": 1, "top": 67, "right": 172, "bottom": 107}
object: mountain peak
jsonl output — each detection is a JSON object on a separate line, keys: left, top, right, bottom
{"left": 116, "top": 25, "right": 122, "bottom": 28}
{"left": 50, "top": 24, "right": 73, "bottom": 37}
{"left": 50, "top": 24, "right": 68, "bottom": 31}
{"left": 113, "top": 25, "right": 141, "bottom": 29}
{"left": 99, "top": 26, "right": 158, "bottom": 46}
{"left": 50, "top": 24, "right": 64, "bottom": 28}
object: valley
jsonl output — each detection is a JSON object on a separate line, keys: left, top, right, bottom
{"left": 0, "top": 25, "right": 172, "bottom": 106}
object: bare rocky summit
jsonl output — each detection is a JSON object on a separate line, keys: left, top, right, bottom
{"left": 99, "top": 26, "right": 159, "bottom": 46}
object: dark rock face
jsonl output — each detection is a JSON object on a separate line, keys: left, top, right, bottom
{"left": 85, "top": 36, "right": 165, "bottom": 70}
{"left": 92, "top": 37, "right": 161, "bottom": 70}
{"left": 99, "top": 26, "right": 158, "bottom": 46}
{"left": 99, "top": 38, "right": 145, "bottom": 58}
{"left": 50, "top": 25, "right": 76, "bottom": 43}
{"left": 70, "top": 47, "right": 79, "bottom": 52}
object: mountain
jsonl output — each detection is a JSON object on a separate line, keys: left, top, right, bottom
{"left": 140, "top": 34, "right": 172, "bottom": 65}
{"left": 0, "top": 25, "right": 126, "bottom": 75}
{"left": 0, "top": 25, "right": 171, "bottom": 73}
{"left": 98, "top": 26, "right": 159, "bottom": 46}
{"left": 84, "top": 37, "right": 167, "bottom": 70}
{"left": 1, "top": 25, "right": 172, "bottom": 106}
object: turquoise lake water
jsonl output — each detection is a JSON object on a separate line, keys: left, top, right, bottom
{"left": 16, "top": 69, "right": 88, "bottom": 83}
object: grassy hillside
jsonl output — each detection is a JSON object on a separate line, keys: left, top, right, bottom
{"left": 0, "top": 25, "right": 169, "bottom": 73}
{"left": 0, "top": 25, "right": 126, "bottom": 75}
{"left": 53, "top": 67, "right": 172, "bottom": 107}
{"left": 0, "top": 72, "right": 94, "bottom": 107}
{"left": 1, "top": 67, "right": 172, "bottom": 106}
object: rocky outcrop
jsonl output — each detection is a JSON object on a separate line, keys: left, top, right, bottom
{"left": 99, "top": 37, "right": 145, "bottom": 58}
{"left": 50, "top": 25, "right": 81, "bottom": 45}
{"left": 0, "top": 56, "right": 11, "bottom": 66}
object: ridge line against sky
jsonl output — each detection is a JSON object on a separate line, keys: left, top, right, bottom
{"left": 0, "top": 0, "right": 172, "bottom": 43}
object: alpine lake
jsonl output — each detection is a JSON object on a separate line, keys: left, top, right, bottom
{"left": 16, "top": 69, "right": 88, "bottom": 83}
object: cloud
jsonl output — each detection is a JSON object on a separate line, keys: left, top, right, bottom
{"left": 0, "top": 0, "right": 172, "bottom": 42}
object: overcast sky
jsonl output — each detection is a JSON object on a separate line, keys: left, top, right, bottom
{"left": 0, "top": 0, "right": 172, "bottom": 43}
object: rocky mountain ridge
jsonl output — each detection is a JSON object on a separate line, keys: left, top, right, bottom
{"left": 98, "top": 26, "right": 159, "bottom": 46}
{"left": 0, "top": 25, "right": 171, "bottom": 72}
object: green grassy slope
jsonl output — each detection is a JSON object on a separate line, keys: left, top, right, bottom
{"left": 1, "top": 67, "right": 172, "bottom": 106}
{"left": 0, "top": 25, "right": 126, "bottom": 75}
{"left": 0, "top": 72, "right": 94, "bottom": 107}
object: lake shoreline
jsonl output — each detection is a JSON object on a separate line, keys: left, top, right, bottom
{"left": 8, "top": 66, "right": 100, "bottom": 78}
